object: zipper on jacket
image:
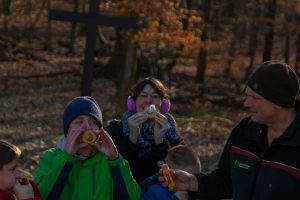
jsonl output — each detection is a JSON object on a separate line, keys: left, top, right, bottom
{"left": 92, "top": 168, "right": 95, "bottom": 196}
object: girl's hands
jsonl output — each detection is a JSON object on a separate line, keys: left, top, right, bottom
{"left": 153, "top": 112, "right": 170, "bottom": 144}
{"left": 13, "top": 178, "right": 34, "bottom": 200}
{"left": 128, "top": 112, "right": 148, "bottom": 143}
{"left": 128, "top": 111, "right": 170, "bottom": 144}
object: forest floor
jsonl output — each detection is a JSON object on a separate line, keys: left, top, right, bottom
{"left": 0, "top": 46, "right": 248, "bottom": 178}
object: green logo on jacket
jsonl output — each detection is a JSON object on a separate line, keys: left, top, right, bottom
{"left": 233, "top": 160, "right": 251, "bottom": 170}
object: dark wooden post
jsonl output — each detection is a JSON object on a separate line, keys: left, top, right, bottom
{"left": 49, "top": 0, "right": 137, "bottom": 95}
{"left": 81, "top": 0, "right": 98, "bottom": 96}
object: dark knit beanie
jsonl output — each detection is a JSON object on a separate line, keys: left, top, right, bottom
{"left": 247, "top": 61, "right": 300, "bottom": 108}
{"left": 63, "top": 96, "right": 103, "bottom": 135}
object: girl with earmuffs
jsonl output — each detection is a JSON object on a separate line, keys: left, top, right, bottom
{"left": 106, "top": 77, "right": 184, "bottom": 183}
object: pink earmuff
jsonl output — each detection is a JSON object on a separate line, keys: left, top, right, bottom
{"left": 127, "top": 96, "right": 137, "bottom": 112}
{"left": 127, "top": 96, "right": 171, "bottom": 114}
{"left": 160, "top": 98, "right": 171, "bottom": 114}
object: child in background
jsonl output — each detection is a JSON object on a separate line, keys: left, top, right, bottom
{"left": 140, "top": 145, "right": 201, "bottom": 200}
{"left": 0, "top": 140, "right": 41, "bottom": 200}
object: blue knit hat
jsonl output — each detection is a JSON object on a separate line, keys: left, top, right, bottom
{"left": 63, "top": 96, "right": 103, "bottom": 136}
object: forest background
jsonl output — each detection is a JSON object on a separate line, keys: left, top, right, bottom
{"left": 1, "top": 0, "right": 300, "bottom": 178}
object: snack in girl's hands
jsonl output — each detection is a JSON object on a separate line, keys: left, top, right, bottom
{"left": 80, "top": 130, "right": 97, "bottom": 144}
{"left": 17, "top": 177, "right": 30, "bottom": 185}
{"left": 144, "top": 104, "right": 158, "bottom": 118}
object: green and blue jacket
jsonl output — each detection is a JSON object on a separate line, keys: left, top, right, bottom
{"left": 34, "top": 148, "right": 140, "bottom": 200}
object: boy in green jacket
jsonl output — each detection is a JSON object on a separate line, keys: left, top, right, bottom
{"left": 34, "top": 96, "right": 140, "bottom": 200}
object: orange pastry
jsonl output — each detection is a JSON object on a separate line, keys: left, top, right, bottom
{"left": 80, "top": 130, "right": 97, "bottom": 144}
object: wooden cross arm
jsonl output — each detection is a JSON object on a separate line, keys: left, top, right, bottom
{"left": 49, "top": 10, "right": 138, "bottom": 28}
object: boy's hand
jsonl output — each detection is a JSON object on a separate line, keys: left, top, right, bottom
{"left": 13, "top": 178, "right": 34, "bottom": 199}
{"left": 158, "top": 169, "right": 199, "bottom": 192}
{"left": 92, "top": 128, "right": 118, "bottom": 160}
{"left": 64, "top": 128, "right": 88, "bottom": 156}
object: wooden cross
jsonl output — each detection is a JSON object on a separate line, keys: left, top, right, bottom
{"left": 49, "top": 0, "right": 137, "bottom": 95}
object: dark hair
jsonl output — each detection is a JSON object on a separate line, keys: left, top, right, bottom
{"left": 131, "top": 77, "right": 169, "bottom": 100}
{"left": 0, "top": 140, "right": 21, "bottom": 170}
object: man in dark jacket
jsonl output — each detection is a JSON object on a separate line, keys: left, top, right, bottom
{"left": 159, "top": 61, "right": 300, "bottom": 200}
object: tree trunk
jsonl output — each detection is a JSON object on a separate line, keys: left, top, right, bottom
{"left": 69, "top": 0, "right": 80, "bottom": 55}
{"left": 262, "top": 0, "right": 276, "bottom": 62}
{"left": 181, "top": 0, "right": 192, "bottom": 30}
{"left": 242, "top": 28, "right": 258, "bottom": 83}
{"left": 195, "top": 0, "right": 210, "bottom": 88}
{"left": 195, "top": 44, "right": 207, "bottom": 85}
{"left": 3, "top": 13, "right": 8, "bottom": 36}
{"left": 223, "top": 21, "right": 240, "bottom": 75}
{"left": 2, "top": 0, "right": 12, "bottom": 35}
{"left": 45, "top": 0, "right": 53, "bottom": 51}
{"left": 115, "top": 40, "right": 138, "bottom": 118}
{"left": 242, "top": 1, "right": 260, "bottom": 83}
{"left": 106, "top": 29, "right": 138, "bottom": 117}
{"left": 284, "top": 9, "right": 291, "bottom": 64}
{"left": 294, "top": 13, "right": 300, "bottom": 74}
{"left": 226, "top": 0, "right": 236, "bottom": 17}
{"left": 284, "top": 33, "right": 290, "bottom": 64}
{"left": 295, "top": 34, "right": 300, "bottom": 74}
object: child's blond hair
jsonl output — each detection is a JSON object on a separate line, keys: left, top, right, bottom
{"left": 165, "top": 145, "right": 201, "bottom": 174}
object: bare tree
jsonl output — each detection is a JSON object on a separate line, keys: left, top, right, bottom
{"left": 242, "top": 0, "right": 261, "bottom": 83}
{"left": 1, "top": 0, "right": 12, "bottom": 35}
{"left": 195, "top": 0, "right": 211, "bottom": 89}
{"left": 262, "top": 0, "right": 277, "bottom": 62}
{"left": 115, "top": 39, "right": 137, "bottom": 117}
{"left": 295, "top": 13, "right": 300, "bottom": 74}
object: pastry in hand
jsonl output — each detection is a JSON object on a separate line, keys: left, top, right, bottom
{"left": 80, "top": 130, "right": 97, "bottom": 144}
{"left": 145, "top": 104, "right": 158, "bottom": 118}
